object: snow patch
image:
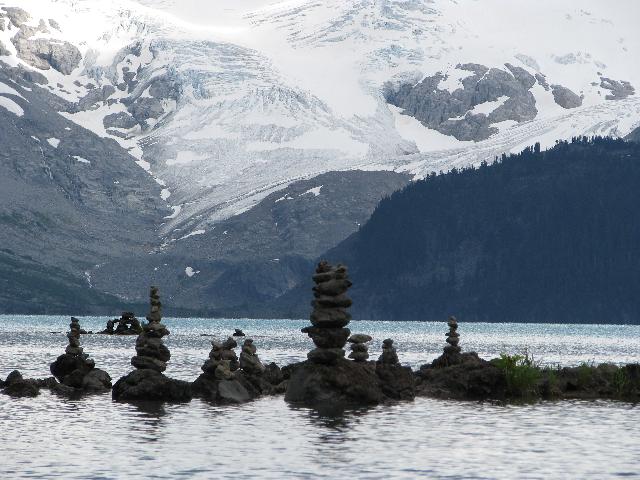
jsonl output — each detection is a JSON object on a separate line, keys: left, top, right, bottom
{"left": 0, "top": 97, "right": 24, "bottom": 117}
{"left": 300, "top": 185, "right": 322, "bottom": 197}
{"left": 178, "top": 229, "right": 205, "bottom": 240}
{"left": 47, "top": 137, "right": 60, "bottom": 148}
{"left": 73, "top": 155, "right": 91, "bottom": 164}
{"left": 185, "top": 266, "right": 200, "bottom": 277}
{"left": 160, "top": 188, "right": 171, "bottom": 200}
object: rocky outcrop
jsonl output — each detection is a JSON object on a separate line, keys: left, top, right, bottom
{"left": 239, "top": 339, "right": 265, "bottom": 375}
{"left": 1, "top": 370, "right": 56, "bottom": 397}
{"left": 100, "top": 312, "right": 142, "bottom": 335}
{"left": 103, "top": 112, "right": 138, "bottom": 130}
{"left": 112, "top": 287, "right": 191, "bottom": 402}
{"left": 600, "top": 77, "right": 635, "bottom": 100}
{"left": 377, "top": 338, "right": 400, "bottom": 366}
{"left": 4, "top": 8, "right": 82, "bottom": 75}
{"left": 385, "top": 62, "right": 538, "bottom": 141}
{"left": 551, "top": 85, "right": 583, "bottom": 109}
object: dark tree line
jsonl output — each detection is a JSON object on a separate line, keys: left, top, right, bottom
{"left": 321, "top": 137, "right": 640, "bottom": 323}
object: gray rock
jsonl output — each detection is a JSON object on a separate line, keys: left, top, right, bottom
{"left": 551, "top": 85, "right": 583, "bottom": 109}
{"left": 12, "top": 32, "right": 82, "bottom": 75}
{"left": 348, "top": 334, "right": 372, "bottom": 343}
{"left": 112, "top": 369, "right": 192, "bottom": 402}
{"left": 600, "top": 77, "right": 635, "bottom": 100}
{"left": 1, "top": 7, "right": 30, "bottom": 28}
{"left": 385, "top": 62, "right": 538, "bottom": 141}
{"left": 217, "top": 379, "right": 251, "bottom": 404}
{"left": 128, "top": 97, "right": 164, "bottom": 124}
{"left": 0, "top": 40, "right": 9, "bottom": 56}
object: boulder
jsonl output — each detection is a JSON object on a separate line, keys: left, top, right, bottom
{"left": 112, "top": 369, "right": 192, "bottom": 402}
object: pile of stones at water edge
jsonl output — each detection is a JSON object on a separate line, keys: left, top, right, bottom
{"left": 233, "top": 328, "right": 246, "bottom": 337}
{"left": 429, "top": 316, "right": 483, "bottom": 368}
{"left": 301, "top": 261, "right": 353, "bottom": 365}
{"left": 100, "top": 312, "right": 142, "bottom": 335}
{"left": 348, "top": 334, "right": 372, "bottom": 362}
{"left": 377, "top": 339, "right": 400, "bottom": 366}
{"left": 192, "top": 336, "right": 282, "bottom": 404}
{"left": 49, "top": 317, "right": 111, "bottom": 395}
{"left": 286, "top": 261, "right": 415, "bottom": 410}
{"left": 112, "top": 287, "right": 191, "bottom": 402}
{"left": 70, "top": 317, "right": 88, "bottom": 334}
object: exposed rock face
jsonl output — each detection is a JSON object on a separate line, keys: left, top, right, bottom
{"left": 551, "top": 85, "right": 583, "bottom": 109}
{"left": 112, "top": 287, "right": 192, "bottom": 402}
{"left": 600, "top": 77, "right": 635, "bottom": 100}
{"left": 302, "top": 261, "right": 353, "bottom": 365}
{"left": 385, "top": 62, "right": 538, "bottom": 141}
{"left": 348, "top": 333, "right": 371, "bottom": 362}
{"left": 0, "top": 40, "right": 9, "bottom": 56}
{"left": 1, "top": 370, "right": 45, "bottom": 397}
{"left": 102, "top": 112, "right": 138, "bottom": 130}
{"left": 3, "top": 8, "right": 82, "bottom": 75}
{"left": 49, "top": 317, "right": 111, "bottom": 394}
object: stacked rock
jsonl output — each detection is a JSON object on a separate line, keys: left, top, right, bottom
{"left": 377, "top": 339, "right": 400, "bottom": 366}
{"left": 201, "top": 338, "right": 238, "bottom": 380}
{"left": 301, "top": 261, "right": 352, "bottom": 365}
{"left": 50, "top": 318, "right": 111, "bottom": 393}
{"left": 115, "top": 312, "right": 142, "bottom": 335}
{"left": 239, "top": 339, "right": 265, "bottom": 375}
{"left": 348, "top": 334, "right": 372, "bottom": 362}
{"left": 130, "top": 287, "right": 171, "bottom": 372}
{"left": 444, "top": 316, "right": 461, "bottom": 356}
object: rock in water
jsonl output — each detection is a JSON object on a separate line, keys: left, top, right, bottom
{"left": 49, "top": 317, "right": 111, "bottom": 394}
{"left": 112, "top": 287, "right": 191, "bottom": 402}
{"left": 101, "top": 312, "right": 142, "bottom": 335}
{"left": 302, "top": 261, "right": 353, "bottom": 365}
{"left": 233, "top": 329, "right": 246, "bottom": 337}
{"left": 348, "top": 334, "right": 372, "bottom": 362}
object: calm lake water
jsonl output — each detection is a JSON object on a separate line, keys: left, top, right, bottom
{"left": 1, "top": 315, "right": 639, "bottom": 479}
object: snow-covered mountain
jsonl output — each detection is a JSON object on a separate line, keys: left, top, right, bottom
{"left": 1, "top": 0, "right": 639, "bottom": 313}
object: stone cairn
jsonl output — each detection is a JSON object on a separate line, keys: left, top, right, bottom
{"left": 444, "top": 316, "right": 461, "bottom": 356}
{"left": 239, "top": 339, "right": 265, "bottom": 375}
{"left": 201, "top": 337, "right": 238, "bottom": 380}
{"left": 377, "top": 339, "right": 400, "bottom": 366}
{"left": 348, "top": 334, "right": 372, "bottom": 362}
{"left": 50, "top": 317, "right": 111, "bottom": 392}
{"left": 301, "top": 261, "right": 353, "bottom": 365}
{"left": 130, "top": 287, "right": 171, "bottom": 372}
{"left": 100, "top": 312, "right": 141, "bottom": 335}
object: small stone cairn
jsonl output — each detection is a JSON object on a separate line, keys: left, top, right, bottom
{"left": 377, "top": 339, "right": 400, "bottom": 366}
{"left": 130, "top": 287, "right": 171, "bottom": 372}
{"left": 101, "top": 312, "right": 141, "bottom": 335}
{"left": 444, "top": 316, "right": 461, "bottom": 356}
{"left": 49, "top": 317, "right": 111, "bottom": 392}
{"left": 348, "top": 334, "right": 372, "bottom": 362}
{"left": 201, "top": 337, "right": 238, "bottom": 380}
{"left": 301, "top": 261, "right": 352, "bottom": 365}
{"left": 239, "top": 339, "right": 265, "bottom": 375}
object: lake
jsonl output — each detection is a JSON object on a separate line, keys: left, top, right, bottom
{"left": 1, "top": 315, "right": 639, "bottom": 479}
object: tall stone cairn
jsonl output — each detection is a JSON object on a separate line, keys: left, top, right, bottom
{"left": 66, "top": 318, "right": 87, "bottom": 356}
{"left": 130, "top": 286, "right": 171, "bottom": 372}
{"left": 444, "top": 316, "right": 461, "bottom": 356}
{"left": 302, "top": 261, "right": 353, "bottom": 365}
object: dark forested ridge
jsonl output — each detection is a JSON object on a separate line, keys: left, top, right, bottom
{"left": 274, "top": 137, "right": 640, "bottom": 324}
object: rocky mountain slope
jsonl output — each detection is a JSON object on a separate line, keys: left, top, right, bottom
{"left": 1, "top": 0, "right": 639, "bottom": 314}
